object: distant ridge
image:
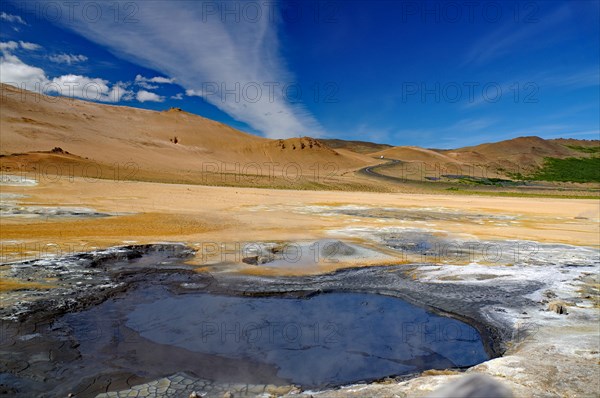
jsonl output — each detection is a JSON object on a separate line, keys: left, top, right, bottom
{"left": 372, "top": 136, "right": 599, "bottom": 173}
{"left": 320, "top": 139, "right": 393, "bottom": 154}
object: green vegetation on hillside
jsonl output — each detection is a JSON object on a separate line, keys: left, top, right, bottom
{"left": 517, "top": 157, "right": 600, "bottom": 183}
{"left": 453, "top": 176, "right": 521, "bottom": 186}
{"left": 566, "top": 145, "right": 600, "bottom": 154}
{"left": 444, "top": 187, "right": 598, "bottom": 199}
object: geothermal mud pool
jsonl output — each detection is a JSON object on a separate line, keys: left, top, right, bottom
{"left": 64, "top": 289, "right": 488, "bottom": 387}
{"left": 0, "top": 244, "right": 495, "bottom": 397}
{"left": 0, "top": 230, "right": 598, "bottom": 397}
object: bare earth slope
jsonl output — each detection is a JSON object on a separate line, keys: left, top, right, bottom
{"left": 372, "top": 136, "right": 599, "bottom": 179}
{"left": 0, "top": 84, "right": 374, "bottom": 185}
{"left": 320, "top": 138, "right": 393, "bottom": 154}
{"left": 2, "top": 84, "right": 598, "bottom": 191}
{"left": 373, "top": 146, "right": 458, "bottom": 163}
{"left": 446, "top": 136, "right": 585, "bottom": 170}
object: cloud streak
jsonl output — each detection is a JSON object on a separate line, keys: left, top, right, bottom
{"left": 46, "top": 1, "right": 322, "bottom": 138}
{"left": 49, "top": 53, "right": 88, "bottom": 64}
{"left": 463, "top": 5, "right": 572, "bottom": 67}
{"left": 134, "top": 74, "right": 175, "bottom": 89}
{"left": 0, "top": 12, "right": 26, "bottom": 25}
{"left": 135, "top": 75, "right": 175, "bottom": 85}
{"left": 19, "top": 41, "right": 41, "bottom": 50}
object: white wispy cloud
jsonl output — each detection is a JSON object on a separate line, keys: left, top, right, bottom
{"left": 404, "top": 122, "right": 598, "bottom": 149}
{"left": 135, "top": 75, "right": 175, "bottom": 84}
{"left": 449, "top": 117, "right": 496, "bottom": 132}
{"left": 388, "top": 117, "right": 500, "bottom": 148}
{"left": 171, "top": 93, "right": 184, "bottom": 100}
{"left": 0, "top": 41, "right": 19, "bottom": 52}
{"left": 136, "top": 90, "right": 165, "bottom": 102}
{"left": 538, "top": 67, "right": 600, "bottom": 89}
{"left": 462, "top": 66, "right": 599, "bottom": 110}
{"left": 49, "top": 53, "right": 88, "bottom": 65}
{"left": 19, "top": 41, "right": 41, "bottom": 50}
{"left": 463, "top": 5, "right": 572, "bottom": 67}
{"left": 47, "top": 1, "right": 323, "bottom": 138}
{"left": 134, "top": 74, "right": 174, "bottom": 89}
{"left": 0, "top": 41, "right": 41, "bottom": 51}
{"left": 0, "top": 12, "right": 27, "bottom": 25}
{"left": 0, "top": 44, "right": 132, "bottom": 103}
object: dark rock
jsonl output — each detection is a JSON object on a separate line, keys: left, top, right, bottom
{"left": 242, "top": 255, "right": 272, "bottom": 265}
{"left": 242, "top": 256, "right": 259, "bottom": 265}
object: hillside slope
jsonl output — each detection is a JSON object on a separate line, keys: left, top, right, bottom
{"left": 320, "top": 139, "right": 392, "bottom": 154}
{"left": 372, "top": 136, "right": 599, "bottom": 179}
{"left": 0, "top": 84, "right": 375, "bottom": 185}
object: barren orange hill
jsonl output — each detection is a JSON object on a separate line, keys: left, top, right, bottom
{"left": 445, "top": 136, "right": 579, "bottom": 169}
{"left": 372, "top": 146, "right": 458, "bottom": 163}
{"left": 371, "top": 136, "right": 599, "bottom": 179}
{"left": 320, "top": 139, "right": 393, "bottom": 154}
{"left": 0, "top": 84, "right": 376, "bottom": 187}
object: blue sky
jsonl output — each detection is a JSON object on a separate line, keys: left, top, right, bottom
{"left": 1, "top": 0, "right": 598, "bottom": 148}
